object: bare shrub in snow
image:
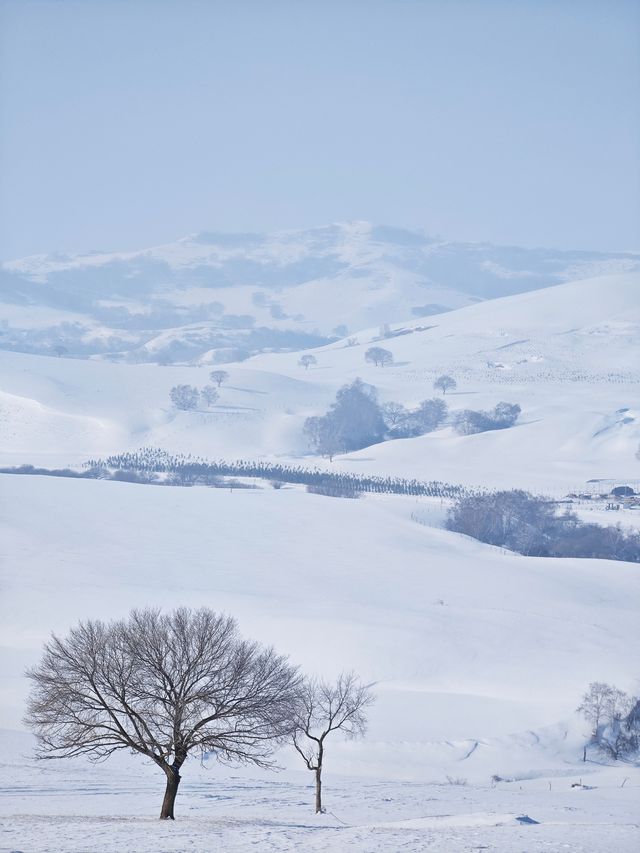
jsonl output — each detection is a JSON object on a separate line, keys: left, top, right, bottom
{"left": 306, "top": 482, "right": 361, "bottom": 499}
{"left": 26, "top": 608, "right": 301, "bottom": 820}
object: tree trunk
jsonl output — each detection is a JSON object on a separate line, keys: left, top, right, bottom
{"left": 160, "top": 768, "right": 181, "bottom": 819}
{"left": 315, "top": 766, "right": 322, "bottom": 814}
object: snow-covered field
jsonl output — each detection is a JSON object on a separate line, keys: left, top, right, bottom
{"left": 0, "top": 269, "right": 639, "bottom": 851}
{"left": 1, "top": 476, "right": 639, "bottom": 850}
{"left": 2, "top": 729, "right": 638, "bottom": 853}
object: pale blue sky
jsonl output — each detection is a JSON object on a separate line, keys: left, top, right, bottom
{"left": 0, "top": 0, "right": 638, "bottom": 259}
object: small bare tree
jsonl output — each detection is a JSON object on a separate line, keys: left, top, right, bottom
{"left": 298, "top": 354, "right": 317, "bottom": 370}
{"left": 292, "top": 673, "right": 375, "bottom": 813}
{"left": 26, "top": 608, "right": 301, "bottom": 820}
{"left": 201, "top": 385, "right": 219, "bottom": 407}
{"left": 433, "top": 374, "right": 456, "bottom": 394}
{"left": 364, "top": 346, "right": 393, "bottom": 367}
{"left": 209, "top": 370, "right": 229, "bottom": 388}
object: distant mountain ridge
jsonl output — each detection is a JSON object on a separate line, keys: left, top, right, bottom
{"left": 1, "top": 221, "right": 638, "bottom": 363}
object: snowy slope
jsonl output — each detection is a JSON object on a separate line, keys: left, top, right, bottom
{"left": 2, "top": 476, "right": 638, "bottom": 751}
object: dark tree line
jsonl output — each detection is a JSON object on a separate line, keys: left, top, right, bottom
{"left": 447, "top": 490, "right": 640, "bottom": 562}
{"left": 0, "top": 447, "right": 464, "bottom": 498}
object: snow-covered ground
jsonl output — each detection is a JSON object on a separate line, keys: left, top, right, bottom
{"left": 2, "top": 727, "right": 638, "bottom": 852}
{"left": 1, "top": 477, "right": 639, "bottom": 850}
{"left": 0, "top": 269, "right": 639, "bottom": 851}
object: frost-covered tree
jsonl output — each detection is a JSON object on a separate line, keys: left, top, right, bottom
{"left": 364, "top": 346, "right": 393, "bottom": 367}
{"left": 433, "top": 375, "right": 456, "bottom": 394}
{"left": 304, "top": 379, "right": 386, "bottom": 456}
{"left": 303, "top": 415, "right": 341, "bottom": 461}
{"left": 209, "top": 370, "right": 229, "bottom": 388}
{"left": 26, "top": 609, "right": 301, "bottom": 820}
{"left": 170, "top": 385, "right": 200, "bottom": 411}
{"left": 578, "top": 682, "right": 617, "bottom": 737}
{"left": 298, "top": 354, "right": 317, "bottom": 370}
{"left": 577, "top": 682, "right": 638, "bottom": 760}
{"left": 292, "top": 673, "right": 374, "bottom": 813}
{"left": 201, "top": 385, "right": 219, "bottom": 407}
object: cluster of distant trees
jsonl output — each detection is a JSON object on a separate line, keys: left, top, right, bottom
{"left": 578, "top": 682, "right": 640, "bottom": 760}
{"left": 303, "top": 378, "right": 521, "bottom": 458}
{"left": 446, "top": 490, "right": 640, "bottom": 562}
{"left": 169, "top": 371, "right": 230, "bottom": 410}
{"left": 303, "top": 379, "right": 449, "bottom": 459}
{"left": 26, "top": 608, "right": 373, "bottom": 818}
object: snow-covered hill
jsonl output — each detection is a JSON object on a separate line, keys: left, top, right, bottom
{"left": 2, "top": 221, "right": 638, "bottom": 363}
{"left": 1, "top": 272, "right": 638, "bottom": 492}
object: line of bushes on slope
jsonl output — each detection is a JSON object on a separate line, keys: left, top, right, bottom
{"left": 446, "top": 489, "right": 640, "bottom": 562}
{"left": 0, "top": 449, "right": 465, "bottom": 499}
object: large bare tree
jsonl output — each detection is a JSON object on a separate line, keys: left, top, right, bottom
{"left": 25, "top": 608, "right": 301, "bottom": 819}
{"left": 292, "top": 673, "right": 375, "bottom": 813}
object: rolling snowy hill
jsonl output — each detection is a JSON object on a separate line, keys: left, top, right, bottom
{"left": 1, "top": 271, "right": 638, "bottom": 492}
{"left": 2, "top": 221, "right": 638, "bottom": 363}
